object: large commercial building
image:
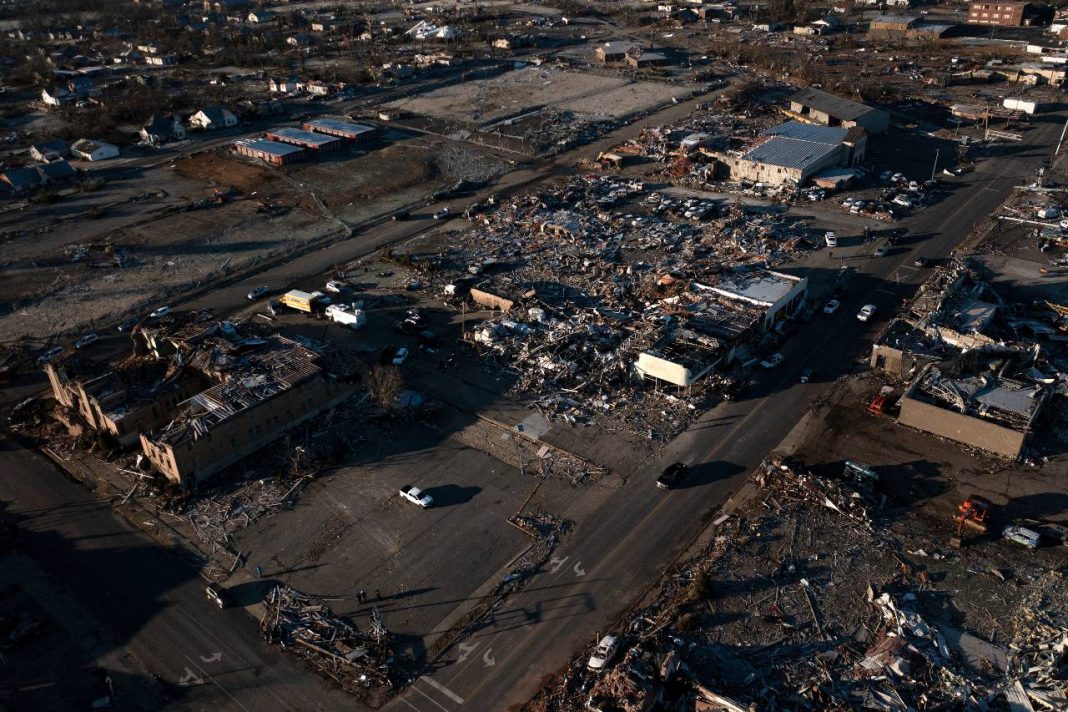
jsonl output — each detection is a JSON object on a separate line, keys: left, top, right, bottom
{"left": 714, "top": 122, "right": 865, "bottom": 187}
{"left": 266, "top": 127, "right": 343, "bottom": 153}
{"left": 234, "top": 138, "right": 305, "bottom": 165}
{"left": 302, "top": 117, "right": 379, "bottom": 142}
{"left": 967, "top": 1, "right": 1052, "bottom": 26}
{"left": 710, "top": 271, "right": 808, "bottom": 329}
{"left": 787, "top": 87, "right": 890, "bottom": 134}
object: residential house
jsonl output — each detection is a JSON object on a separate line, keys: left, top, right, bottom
{"left": 268, "top": 75, "right": 301, "bottom": 93}
{"left": 0, "top": 166, "right": 45, "bottom": 193}
{"left": 626, "top": 50, "right": 669, "bottom": 68}
{"left": 41, "top": 86, "right": 73, "bottom": 106}
{"left": 204, "top": 0, "right": 250, "bottom": 11}
{"left": 145, "top": 54, "right": 178, "bottom": 66}
{"left": 287, "top": 33, "right": 312, "bottom": 47}
{"left": 29, "top": 139, "right": 70, "bottom": 162}
{"left": 71, "top": 139, "right": 120, "bottom": 161}
{"left": 300, "top": 80, "right": 334, "bottom": 96}
{"left": 596, "top": 40, "right": 639, "bottom": 62}
{"left": 189, "top": 106, "right": 238, "bottom": 130}
{"left": 67, "top": 76, "right": 98, "bottom": 96}
{"left": 0, "top": 159, "right": 76, "bottom": 194}
{"left": 37, "top": 159, "right": 77, "bottom": 182}
{"left": 247, "top": 9, "right": 273, "bottom": 22}
{"left": 140, "top": 113, "right": 186, "bottom": 144}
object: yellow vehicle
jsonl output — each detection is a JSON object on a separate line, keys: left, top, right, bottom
{"left": 280, "top": 289, "right": 329, "bottom": 313}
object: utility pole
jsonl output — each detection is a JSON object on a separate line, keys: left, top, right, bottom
{"left": 1055, "top": 117, "right": 1068, "bottom": 157}
{"left": 930, "top": 148, "right": 940, "bottom": 181}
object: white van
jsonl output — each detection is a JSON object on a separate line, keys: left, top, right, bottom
{"left": 824, "top": 231, "right": 837, "bottom": 247}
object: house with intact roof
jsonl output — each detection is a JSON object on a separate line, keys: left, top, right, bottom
{"left": 189, "top": 106, "right": 238, "bottom": 130}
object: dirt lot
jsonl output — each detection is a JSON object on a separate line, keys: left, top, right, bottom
{"left": 0, "top": 128, "right": 510, "bottom": 347}
{"left": 0, "top": 192, "right": 337, "bottom": 345}
{"left": 287, "top": 137, "right": 511, "bottom": 223}
{"left": 387, "top": 66, "right": 693, "bottom": 126}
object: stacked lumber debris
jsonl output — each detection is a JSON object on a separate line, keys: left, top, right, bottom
{"left": 260, "top": 585, "right": 395, "bottom": 692}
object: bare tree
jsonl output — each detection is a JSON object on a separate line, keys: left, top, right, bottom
{"left": 367, "top": 365, "right": 404, "bottom": 412}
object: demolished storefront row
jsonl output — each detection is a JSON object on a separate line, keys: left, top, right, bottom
{"left": 408, "top": 173, "right": 813, "bottom": 436}
{"left": 869, "top": 258, "right": 1067, "bottom": 459}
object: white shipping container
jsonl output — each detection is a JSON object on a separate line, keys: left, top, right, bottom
{"left": 326, "top": 304, "right": 367, "bottom": 329}
{"left": 1003, "top": 98, "right": 1039, "bottom": 115}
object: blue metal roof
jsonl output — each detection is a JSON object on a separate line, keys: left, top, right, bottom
{"left": 762, "top": 121, "right": 848, "bottom": 145}
{"left": 304, "top": 118, "right": 376, "bottom": 135}
{"left": 744, "top": 136, "right": 840, "bottom": 170}
{"left": 268, "top": 127, "right": 338, "bottom": 146}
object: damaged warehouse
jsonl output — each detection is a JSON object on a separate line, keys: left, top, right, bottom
{"left": 896, "top": 352, "right": 1050, "bottom": 459}
{"left": 141, "top": 334, "right": 354, "bottom": 487}
{"left": 42, "top": 313, "right": 355, "bottom": 488}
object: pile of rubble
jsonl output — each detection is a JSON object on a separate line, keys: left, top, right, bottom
{"left": 260, "top": 585, "right": 395, "bottom": 693}
{"left": 453, "top": 417, "right": 606, "bottom": 484}
{"left": 526, "top": 458, "right": 1068, "bottom": 711}
{"left": 404, "top": 175, "right": 813, "bottom": 439}
{"left": 186, "top": 476, "right": 310, "bottom": 547}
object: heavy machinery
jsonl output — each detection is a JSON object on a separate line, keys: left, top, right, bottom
{"left": 950, "top": 495, "right": 993, "bottom": 548}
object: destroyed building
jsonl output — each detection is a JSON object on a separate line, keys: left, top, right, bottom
{"left": 786, "top": 87, "right": 890, "bottom": 135}
{"left": 140, "top": 334, "right": 354, "bottom": 487}
{"left": 634, "top": 328, "right": 723, "bottom": 388}
{"left": 707, "top": 271, "right": 808, "bottom": 330}
{"left": 45, "top": 355, "right": 207, "bottom": 447}
{"left": 871, "top": 260, "right": 1007, "bottom": 377}
{"left": 870, "top": 318, "right": 943, "bottom": 378}
{"left": 897, "top": 351, "right": 1050, "bottom": 459}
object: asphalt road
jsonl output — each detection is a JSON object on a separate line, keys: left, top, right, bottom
{"left": 0, "top": 435, "right": 355, "bottom": 712}
{"left": 1, "top": 108, "right": 1061, "bottom": 711}
{"left": 387, "top": 118, "right": 1067, "bottom": 711}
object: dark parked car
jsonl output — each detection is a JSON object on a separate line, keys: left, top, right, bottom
{"left": 656, "top": 463, "right": 689, "bottom": 490}
{"left": 392, "top": 210, "right": 410, "bottom": 221}
{"left": 117, "top": 316, "right": 141, "bottom": 332}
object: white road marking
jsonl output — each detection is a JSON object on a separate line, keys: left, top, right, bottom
{"left": 573, "top": 561, "right": 586, "bottom": 577}
{"left": 456, "top": 641, "right": 478, "bottom": 663}
{"left": 411, "top": 683, "right": 454, "bottom": 712}
{"left": 183, "top": 655, "right": 252, "bottom": 712}
{"left": 200, "top": 652, "right": 222, "bottom": 663}
{"left": 398, "top": 697, "right": 424, "bottom": 711}
{"left": 482, "top": 648, "right": 496, "bottom": 667}
{"left": 178, "top": 667, "right": 204, "bottom": 687}
{"left": 421, "top": 676, "right": 465, "bottom": 704}
{"left": 548, "top": 556, "right": 568, "bottom": 574}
